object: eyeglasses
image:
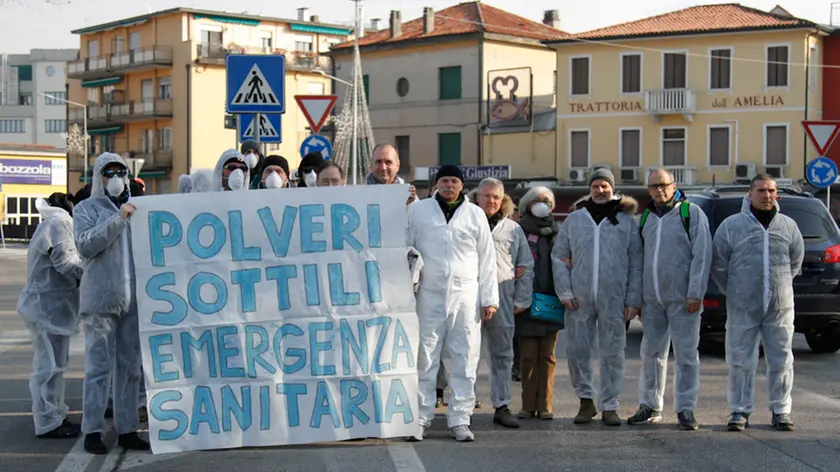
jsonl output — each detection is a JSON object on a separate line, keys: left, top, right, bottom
{"left": 648, "top": 182, "right": 674, "bottom": 190}
{"left": 225, "top": 163, "right": 247, "bottom": 172}
{"left": 102, "top": 168, "right": 128, "bottom": 178}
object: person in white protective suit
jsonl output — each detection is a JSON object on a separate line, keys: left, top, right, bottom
{"left": 711, "top": 174, "right": 804, "bottom": 432}
{"left": 552, "top": 168, "right": 643, "bottom": 426}
{"left": 214, "top": 149, "right": 251, "bottom": 191}
{"left": 627, "top": 169, "right": 712, "bottom": 430}
{"left": 74, "top": 152, "right": 149, "bottom": 454}
{"left": 406, "top": 164, "right": 499, "bottom": 442}
{"left": 468, "top": 178, "right": 533, "bottom": 429}
{"left": 17, "top": 193, "right": 84, "bottom": 439}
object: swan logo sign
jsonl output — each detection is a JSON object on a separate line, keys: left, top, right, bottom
{"left": 0, "top": 159, "right": 65, "bottom": 185}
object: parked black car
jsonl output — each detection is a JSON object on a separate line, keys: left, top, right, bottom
{"left": 686, "top": 186, "right": 840, "bottom": 353}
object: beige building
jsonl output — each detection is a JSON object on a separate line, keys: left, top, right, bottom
{"left": 66, "top": 7, "right": 351, "bottom": 193}
{"left": 329, "top": 2, "right": 565, "bottom": 179}
{"left": 530, "top": 4, "right": 829, "bottom": 186}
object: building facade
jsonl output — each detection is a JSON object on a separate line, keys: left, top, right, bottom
{"left": 541, "top": 4, "right": 828, "bottom": 187}
{"left": 0, "top": 49, "right": 79, "bottom": 149}
{"left": 66, "top": 8, "right": 351, "bottom": 194}
{"left": 329, "top": 2, "right": 564, "bottom": 179}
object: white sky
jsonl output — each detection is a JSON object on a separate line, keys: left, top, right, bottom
{"left": 0, "top": 0, "right": 834, "bottom": 53}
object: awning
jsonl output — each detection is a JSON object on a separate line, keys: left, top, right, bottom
{"left": 81, "top": 76, "right": 122, "bottom": 88}
{"left": 194, "top": 14, "right": 259, "bottom": 26}
{"left": 87, "top": 126, "right": 122, "bottom": 135}
{"left": 291, "top": 23, "right": 352, "bottom": 36}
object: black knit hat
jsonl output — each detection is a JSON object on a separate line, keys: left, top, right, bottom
{"left": 262, "top": 155, "right": 290, "bottom": 179}
{"left": 435, "top": 164, "right": 464, "bottom": 183}
{"left": 240, "top": 140, "right": 259, "bottom": 154}
{"left": 300, "top": 152, "right": 326, "bottom": 172}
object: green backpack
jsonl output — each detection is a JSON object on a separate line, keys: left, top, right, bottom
{"left": 639, "top": 202, "right": 691, "bottom": 241}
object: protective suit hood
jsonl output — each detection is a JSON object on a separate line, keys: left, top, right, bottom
{"left": 740, "top": 193, "right": 780, "bottom": 214}
{"left": 177, "top": 174, "right": 193, "bottom": 193}
{"left": 467, "top": 189, "right": 515, "bottom": 218}
{"left": 213, "top": 149, "right": 250, "bottom": 191}
{"left": 90, "top": 153, "right": 128, "bottom": 199}
{"left": 572, "top": 194, "right": 639, "bottom": 214}
{"left": 35, "top": 197, "right": 72, "bottom": 222}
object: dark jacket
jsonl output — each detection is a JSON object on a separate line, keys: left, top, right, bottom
{"left": 516, "top": 214, "right": 563, "bottom": 338}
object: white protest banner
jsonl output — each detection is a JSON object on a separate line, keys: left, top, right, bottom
{"left": 130, "top": 185, "right": 419, "bottom": 454}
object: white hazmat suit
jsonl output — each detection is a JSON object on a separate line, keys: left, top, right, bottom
{"left": 711, "top": 195, "right": 804, "bottom": 416}
{"left": 74, "top": 152, "right": 142, "bottom": 436}
{"left": 17, "top": 198, "right": 84, "bottom": 435}
{"left": 407, "top": 196, "right": 499, "bottom": 429}
{"left": 552, "top": 196, "right": 643, "bottom": 412}
{"left": 638, "top": 198, "right": 712, "bottom": 414}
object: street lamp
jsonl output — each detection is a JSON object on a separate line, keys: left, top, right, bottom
{"left": 315, "top": 69, "right": 354, "bottom": 87}
{"left": 41, "top": 92, "right": 89, "bottom": 185}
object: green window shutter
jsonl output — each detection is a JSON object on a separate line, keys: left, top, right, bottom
{"left": 362, "top": 75, "right": 370, "bottom": 105}
{"left": 437, "top": 133, "right": 462, "bottom": 165}
{"left": 439, "top": 66, "right": 462, "bottom": 100}
{"left": 16, "top": 65, "right": 33, "bottom": 81}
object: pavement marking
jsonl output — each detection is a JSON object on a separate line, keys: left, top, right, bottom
{"left": 96, "top": 444, "right": 124, "bottom": 472}
{"left": 795, "top": 388, "right": 840, "bottom": 410}
{"left": 117, "top": 450, "right": 192, "bottom": 470}
{"left": 53, "top": 430, "right": 101, "bottom": 472}
{"left": 387, "top": 444, "right": 426, "bottom": 472}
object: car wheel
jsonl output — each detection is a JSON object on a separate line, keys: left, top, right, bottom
{"left": 805, "top": 330, "right": 840, "bottom": 354}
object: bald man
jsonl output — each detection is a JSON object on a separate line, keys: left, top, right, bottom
{"left": 365, "top": 143, "right": 417, "bottom": 204}
{"left": 628, "top": 169, "right": 712, "bottom": 430}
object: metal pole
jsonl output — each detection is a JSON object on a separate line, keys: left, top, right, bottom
{"left": 828, "top": 185, "right": 832, "bottom": 213}
{"left": 83, "top": 107, "right": 89, "bottom": 185}
{"left": 351, "top": 0, "right": 360, "bottom": 185}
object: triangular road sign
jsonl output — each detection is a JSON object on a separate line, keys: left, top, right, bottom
{"left": 231, "top": 64, "right": 279, "bottom": 106}
{"left": 295, "top": 95, "right": 337, "bottom": 134}
{"left": 243, "top": 114, "right": 279, "bottom": 138}
{"left": 802, "top": 120, "right": 840, "bottom": 155}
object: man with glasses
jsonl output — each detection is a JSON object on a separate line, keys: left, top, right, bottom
{"left": 628, "top": 169, "right": 712, "bottom": 430}
{"left": 214, "top": 149, "right": 251, "bottom": 192}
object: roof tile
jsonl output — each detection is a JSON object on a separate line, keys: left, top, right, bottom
{"left": 332, "top": 1, "right": 568, "bottom": 50}
{"left": 569, "top": 3, "right": 814, "bottom": 41}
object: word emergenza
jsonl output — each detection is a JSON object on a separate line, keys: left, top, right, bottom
{"left": 130, "top": 185, "right": 419, "bottom": 454}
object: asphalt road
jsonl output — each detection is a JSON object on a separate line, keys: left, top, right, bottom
{"left": 1, "top": 247, "right": 840, "bottom": 472}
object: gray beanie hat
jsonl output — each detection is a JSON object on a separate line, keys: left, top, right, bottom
{"left": 589, "top": 168, "right": 615, "bottom": 189}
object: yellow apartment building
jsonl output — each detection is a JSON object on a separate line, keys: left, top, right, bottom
{"left": 0, "top": 143, "right": 67, "bottom": 239}
{"left": 66, "top": 7, "right": 351, "bottom": 193}
{"left": 493, "top": 4, "right": 829, "bottom": 186}
{"left": 329, "top": 2, "right": 565, "bottom": 179}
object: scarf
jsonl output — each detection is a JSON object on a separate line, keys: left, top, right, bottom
{"left": 436, "top": 192, "right": 464, "bottom": 223}
{"left": 650, "top": 189, "right": 684, "bottom": 217}
{"left": 107, "top": 188, "right": 130, "bottom": 208}
{"left": 751, "top": 205, "right": 777, "bottom": 229}
{"left": 519, "top": 213, "right": 557, "bottom": 238}
{"left": 584, "top": 198, "right": 622, "bottom": 225}
{"left": 487, "top": 211, "right": 504, "bottom": 231}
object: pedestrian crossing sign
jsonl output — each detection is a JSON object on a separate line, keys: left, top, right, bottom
{"left": 226, "top": 54, "right": 286, "bottom": 114}
{"left": 238, "top": 113, "right": 282, "bottom": 143}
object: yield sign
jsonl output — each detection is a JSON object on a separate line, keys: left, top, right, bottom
{"left": 295, "top": 95, "right": 337, "bottom": 134}
{"left": 802, "top": 120, "right": 840, "bottom": 155}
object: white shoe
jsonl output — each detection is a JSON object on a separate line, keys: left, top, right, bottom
{"left": 451, "top": 425, "right": 474, "bottom": 442}
{"left": 407, "top": 425, "right": 425, "bottom": 442}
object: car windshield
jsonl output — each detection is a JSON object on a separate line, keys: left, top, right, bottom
{"left": 709, "top": 197, "right": 838, "bottom": 239}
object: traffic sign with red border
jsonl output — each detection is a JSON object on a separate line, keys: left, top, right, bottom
{"left": 294, "top": 95, "right": 338, "bottom": 135}
{"left": 802, "top": 120, "right": 840, "bottom": 156}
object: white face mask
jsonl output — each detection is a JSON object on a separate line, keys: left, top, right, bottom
{"left": 265, "top": 172, "right": 284, "bottom": 189}
{"left": 531, "top": 202, "right": 551, "bottom": 218}
{"left": 244, "top": 153, "right": 259, "bottom": 169}
{"left": 106, "top": 176, "right": 125, "bottom": 196}
{"left": 304, "top": 170, "right": 317, "bottom": 187}
{"left": 227, "top": 168, "right": 246, "bottom": 191}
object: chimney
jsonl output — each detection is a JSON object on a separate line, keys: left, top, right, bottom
{"left": 543, "top": 10, "right": 561, "bottom": 29}
{"left": 423, "top": 7, "right": 434, "bottom": 34}
{"left": 310, "top": 15, "right": 319, "bottom": 23}
{"left": 297, "top": 7, "right": 308, "bottom": 22}
{"left": 370, "top": 18, "right": 381, "bottom": 30}
{"left": 389, "top": 10, "right": 402, "bottom": 38}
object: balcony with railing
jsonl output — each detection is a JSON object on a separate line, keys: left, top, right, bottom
{"left": 110, "top": 46, "right": 173, "bottom": 72}
{"left": 110, "top": 99, "right": 173, "bottom": 122}
{"left": 68, "top": 105, "right": 109, "bottom": 126}
{"left": 195, "top": 43, "right": 331, "bottom": 71}
{"left": 661, "top": 166, "right": 697, "bottom": 186}
{"left": 67, "top": 56, "right": 111, "bottom": 80}
{"left": 644, "top": 88, "right": 696, "bottom": 121}
{"left": 131, "top": 136, "right": 174, "bottom": 168}
{"left": 68, "top": 136, "right": 128, "bottom": 172}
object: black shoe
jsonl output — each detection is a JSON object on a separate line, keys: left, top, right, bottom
{"left": 37, "top": 419, "right": 81, "bottom": 439}
{"left": 772, "top": 413, "right": 795, "bottom": 431}
{"left": 677, "top": 411, "right": 699, "bottom": 431}
{"left": 104, "top": 407, "right": 113, "bottom": 419}
{"left": 627, "top": 404, "right": 662, "bottom": 425}
{"left": 493, "top": 406, "right": 520, "bottom": 429}
{"left": 727, "top": 412, "right": 750, "bottom": 432}
{"left": 84, "top": 433, "right": 108, "bottom": 455}
{"left": 511, "top": 366, "right": 521, "bottom": 382}
{"left": 118, "top": 432, "right": 151, "bottom": 451}
{"left": 138, "top": 406, "right": 148, "bottom": 423}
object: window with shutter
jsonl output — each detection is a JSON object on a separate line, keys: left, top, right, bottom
{"left": 621, "top": 54, "right": 641, "bottom": 94}
{"left": 663, "top": 53, "right": 686, "bottom": 89}
{"left": 708, "top": 127, "right": 730, "bottom": 166}
{"left": 439, "top": 66, "right": 462, "bottom": 100}
{"left": 662, "top": 128, "right": 686, "bottom": 166}
{"left": 620, "top": 129, "right": 641, "bottom": 167}
{"left": 767, "top": 46, "right": 789, "bottom": 87}
{"left": 571, "top": 57, "right": 590, "bottom": 95}
{"left": 570, "top": 131, "right": 589, "bottom": 167}
{"left": 765, "top": 125, "right": 787, "bottom": 165}
{"left": 710, "top": 49, "right": 731, "bottom": 89}
{"left": 438, "top": 133, "right": 461, "bottom": 165}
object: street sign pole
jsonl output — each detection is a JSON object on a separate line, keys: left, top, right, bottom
{"left": 254, "top": 112, "right": 261, "bottom": 149}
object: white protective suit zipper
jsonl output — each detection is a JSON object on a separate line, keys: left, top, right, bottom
{"left": 653, "top": 214, "right": 664, "bottom": 305}
{"left": 122, "top": 230, "right": 132, "bottom": 309}
{"left": 593, "top": 220, "right": 601, "bottom": 297}
{"left": 763, "top": 229, "right": 770, "bottom": 313}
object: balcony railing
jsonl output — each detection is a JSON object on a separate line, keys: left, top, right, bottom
{"left": 644, "top": 88, "right": 696, "bottom": 115}
{"left": 662, "top": 166, "right": 697, "bottom": 186}
{"left": 68, "top": 105, "right": 108, "bottom": 124}
{"left": 111, "top": 99, "right": 173, "bottom": 121}
{"left": 195, "top": 44, "right": 331, "bottom": 71}
{"left": 110, "top": 46, "right": 174, "bottom": 70}
{"left": 67, "top": 56, "right": 110, "bottom": 79}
